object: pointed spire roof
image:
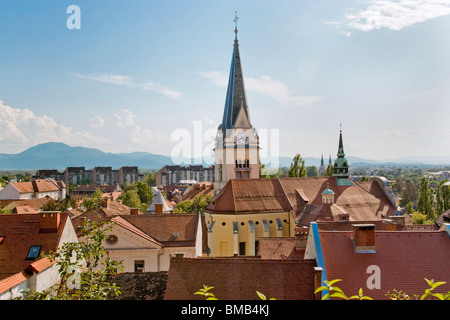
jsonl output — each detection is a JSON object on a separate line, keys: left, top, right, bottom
{"left": 221, "top": 12, "right": 251, "bottom": 131}
{"left": 337, "top": 124, "right": 345, "bottom": 157}
{"left": 147, "top": 190, "right": 172, "bottom": 214}
{"left": 333, "top": 125, "right": 354, "bottom": 186}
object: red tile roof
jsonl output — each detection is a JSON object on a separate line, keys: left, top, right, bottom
{"left": 0, "top": 213, "right": 68, "bottom": 282}
{"left": 164, "top": 257, "right": 316, "bottom": 300}
{"left": 319, "top": 228, "right": 450, "bottom": 299}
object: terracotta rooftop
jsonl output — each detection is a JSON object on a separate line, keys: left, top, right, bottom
{"left": 1, "top": 198, "right": 52, "bottom": 211}
{"left": 206, "top": 178, "right": 292, "bottom": 214}
{"left": 206, "top": 177, "right": 397, "bottom": 224}
{"left": 0, "top": 212, "right": 68, "bottom": 282}
{"left": 318, "top": 227, "right": 450, "bottom": 299}
{"left": 164, "top": 257, "right": 316, "bottom": 300}
{"left": 120, "top": 214, "right": 200, "bottom": 247}
{"left": 12, "top": 179, "right": 64, "bottom": 194}
{"left": 257, "top": 237, "right": 303, "bottom": 260}
{"left": 181, "top": 182, "right": 215, "bottom": 202}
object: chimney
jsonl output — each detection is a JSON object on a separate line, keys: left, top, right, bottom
{"left": 352, "top": 224, "right": 376, "bottom": 253}
{"left": 130, "top": 208, "right": 140, "bottom": 215}
{"left": 155, "top": 203, "right": 163, "bottom": 214}
{"left": 39, "top": 211, "right": 61, "bottom": 233}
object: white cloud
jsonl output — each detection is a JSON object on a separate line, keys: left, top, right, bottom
{"left": 71, "top": 72, "right": 182, "bottom": 99}
{"left": 0, "top": 100, "right": 108, "bottom": 153}
{"left": 198, "top": 71, "right": 320, "bottom": 107}
{"left": 344, "top": 0, "right": 450, "bottom": 32}
{"left": 0, "top": 100, "right": 176, "bottom": 155}
{"left": 88, "top": 108, "right": 172, "bottom": 154}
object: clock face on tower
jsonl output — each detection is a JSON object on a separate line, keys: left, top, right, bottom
{"left": 235, "top": 130, "right": 248, "bottom": 145}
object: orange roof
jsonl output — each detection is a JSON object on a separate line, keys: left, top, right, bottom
{"left": 120, "top": 214, "right": 200, "bottom": 247}
{"left": 0, "top": 272, "right": 30, "bottom": 294}
{"left": 11, "top": 179, "right": 63, "bottom": 194}
{"left": 12, "top": 205, "right": 39, "bottom": 214}
{"left": 319, "top": 228, "right": 450, "bottom": 299}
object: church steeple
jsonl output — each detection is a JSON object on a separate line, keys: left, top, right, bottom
{"left": 214, "top": 13, "right": 260, "bottom": 192}
{"left": 333, "top": 125, "right": 354, "bottom": 185}
{"left": 221, "top": 11, "right": 251, "bottom": 131}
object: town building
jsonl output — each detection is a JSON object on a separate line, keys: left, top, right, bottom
{"left": 103, "top": 214, "right": 202, "bottom": 273}
{"left": 0, "top": 179, "right": 66, "bottom": 201}
{"left": 33, "top": 166, "right": 143, "bottom": 187}
{"left": 0, "top": 212, "right": 78, "bottom": 299}
{"left": 155, "top": 165, "right": 215, "bottom": 187}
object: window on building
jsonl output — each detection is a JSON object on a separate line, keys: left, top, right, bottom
{"left": 26, "top": 245, "right": 42, "bottom": 260}
{"left": 134, "top": 260, "right": 145, "bottom": 272}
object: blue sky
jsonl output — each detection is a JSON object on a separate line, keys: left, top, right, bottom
{"left": 0, "top": 0, "right": 449, "bottom": 163}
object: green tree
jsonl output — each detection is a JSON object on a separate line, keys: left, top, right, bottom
{"left": 288, "top": 154, "right": 307, "bottom": 178}
{"left": 0, "top": 207, "right": 12, "bottom": 214}
{"left": 119, "top": 189, "right": 142, "bottom": 209}
{"left": 174, "top": 200, "right": 193, "bottom": 213}
{"left": 418, "top": 177, "right": 435, "bottom": 221}
{"left": 399, "top": 182, "right": 419, "bottom": 207}
{"left": 406, "top": 201, "right": 415, "bottom": 216}
{"left": 436, "top": 180, "right": 450, "bottom": 215}
{"left": 191, "top": 194, "right": 212, "bottom": 215}
{"left": 134, "top": 181, "right": 154, "bottom": 204}
{"left": 174, "top": 194, "right": 212, "bottom": 215}
{"left": 306, "top": 166, "right": 318, "bottom": 177}
{"left": 325, "top": 163, "right": 334, "bottom": 177}
{"left": 41, "top": 198, "right": 70, "bottom": 212}
{"left": 19, "top": 220, "right": 123, "bottom": 300}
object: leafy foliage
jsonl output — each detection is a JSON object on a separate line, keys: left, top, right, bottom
{"left": 195, "top": 285, "right": 275, "bottom": 300}
{"left": 174, "top": 194, "right": 212, "bottom": 215}
{"left": 314, "top": 278, "right": 449, "bottom": 300}
{"left": 18, "top": 220, "right": 123, "bottom": 300}
{"left": 288, "top": 153, "right": 307, "bottom": 178}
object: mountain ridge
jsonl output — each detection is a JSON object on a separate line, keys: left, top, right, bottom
{"left": 0, "top": 142, "right": 448, "bottom": 170}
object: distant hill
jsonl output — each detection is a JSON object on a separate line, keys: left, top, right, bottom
{"left": 0, "top": 142, "right": 447, "bottom": 171}
{"left": 0, "top": 142, "right": 176, "bottom": 170}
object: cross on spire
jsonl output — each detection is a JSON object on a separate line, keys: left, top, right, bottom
{"left": 233, "top": 11, "right": 239, "bottom": 38}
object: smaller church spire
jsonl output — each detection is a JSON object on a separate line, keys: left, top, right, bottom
{"left": 333, "top": 124, "right": 354, "bottom": 186}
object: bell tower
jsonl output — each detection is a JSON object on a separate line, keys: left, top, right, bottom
{"left": 214, "top": 13, "right": 260, "bottom": 192}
